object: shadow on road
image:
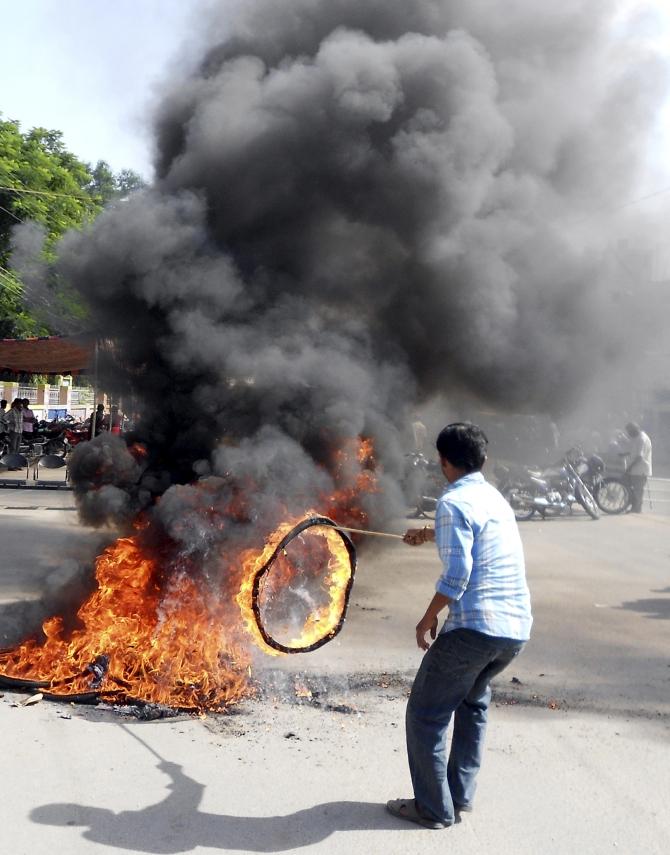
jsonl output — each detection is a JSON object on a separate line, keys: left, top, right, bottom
{"left": 31, "top": 760, "right": 406, "bottom": 853}
{"left": 619, "top": 588, "right": 670, "bottom": 620}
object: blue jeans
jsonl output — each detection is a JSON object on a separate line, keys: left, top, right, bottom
{"left": 405, "top": 628, "right": 526, "bottom": 825}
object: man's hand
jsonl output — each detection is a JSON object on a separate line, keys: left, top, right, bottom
{"left": 415, "top": 614, "right": 438, "bottom": 650}
{"left": 403, "top": 526, "right": 434, "bottom": 546}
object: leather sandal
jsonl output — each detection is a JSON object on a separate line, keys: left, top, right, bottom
{"left": 385, "top": 798, "right": 448, "bottom": 829}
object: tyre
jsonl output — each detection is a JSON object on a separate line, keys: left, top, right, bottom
{"left": 415, "top": 496, "right": 437, "bottom": 519}
{"left": 594, "top": 478, "right": 631, "bottom": 515}
{"left": 575, "top": 481, "right": 600, "bottom": 519}
{"left": 504, "top": 487, "right": 536, "bottom": 521}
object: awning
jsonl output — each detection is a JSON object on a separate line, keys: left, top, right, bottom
{"left": 0, "top": 336, "right": 94, "bottom": 374}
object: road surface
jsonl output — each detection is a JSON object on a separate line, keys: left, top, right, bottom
{"left": 0, "top": 492, "right": 668, "bottom": 854}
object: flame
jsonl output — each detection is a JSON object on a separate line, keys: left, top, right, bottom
{"left": 236, "top": 513, "right": 354, "bottom": 656}
{"left": 0, "top": 436, "right": 377, "bottom": 710}
{"left": 0, "top": 537, "right": 251, "bottom": 709}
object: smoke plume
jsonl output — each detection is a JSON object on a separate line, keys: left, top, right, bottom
{"left": 56, "top": 0, "right": 667, "bottom": 525}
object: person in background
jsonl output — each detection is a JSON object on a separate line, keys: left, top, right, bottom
{"left": 624, "top": 422, "right": 652, "bottom": 513}
{"left": 93, "top": 404, "right": 106, "bottom": 437}
{"left": 21, "top": 398, "right": 35, "bottom": 442}
{"left": 110, "top": 405, "right": 123, "bottom": 435}
{"left": 7, "top": 399, "right": 23, "bottom": 453}
{"left": 387, "top": 422, "right": 532, "bottom": 830}
{"left": 0, "top": 400, "right": 8, "bottom": 448}
{"left": 411, "top": 413, "right": 428, "bottom": 454}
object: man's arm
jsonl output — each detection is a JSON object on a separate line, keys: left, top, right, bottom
{"left": 415, "top": 592, "right": 452, "bottom": 650}
{"left": 405, "top": 503, "right": 474, "bottom": 650}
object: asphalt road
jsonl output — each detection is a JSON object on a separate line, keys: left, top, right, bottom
{"left": 0, "top": 491, "right": 668, "bottom": 854}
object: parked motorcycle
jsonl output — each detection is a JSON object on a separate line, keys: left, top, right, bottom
{"left": 27, "top": 419, "right": 89, "bottom": 457}
{"left": 495, "top": 452, "right": 600, "bottom": 521}
{"left": 570, "top": 448, "right": 632, "bottom": 515}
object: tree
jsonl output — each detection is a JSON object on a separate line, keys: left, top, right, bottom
{"left": 0, "top": 117, "right": 145, "bottom": 337}
{"left": 88, "top": 160, "right": 117, "bottom": 204}
{"left": 115, "top": 168, "right": 146, "bottom": 197}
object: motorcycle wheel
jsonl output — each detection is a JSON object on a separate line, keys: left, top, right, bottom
{"left": 417, "top": 496, "right": 437, "bottom": 519}
{"left": 594, "top": 478, "right": 631, "bottom": 515}
{"left": 575, "top": 482, "right": 600, "bottom": 520}
{"left": 504, "top": 487, "right": 536, "bottom": 521}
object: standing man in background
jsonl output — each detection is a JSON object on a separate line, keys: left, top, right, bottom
{"left": 0, "top": 399, "right": 8, "bottom": 449}
{"left": 387, "top": 422, "right": 532, "bottom": 830}
{"left": 624, "top": 422, "right": 652, "bottom": 513}
{"left": 21, "top": 398, "right": 35, "bottom": 442}
{"left": 7, "top": 399, "right": 23, "bottom": 453}
{"left": 411, "top": 412, "right": 428, "bottom": 454}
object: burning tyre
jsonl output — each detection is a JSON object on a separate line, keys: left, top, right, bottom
{"left": 238, "top": 515, "right": 356, "bottom": 655}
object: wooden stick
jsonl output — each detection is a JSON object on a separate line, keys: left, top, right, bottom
{"left": 333, "top": 525, "right": 405, "bottom": 540}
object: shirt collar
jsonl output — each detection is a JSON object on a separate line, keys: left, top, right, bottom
{"left": 445, "top": 470, "right": 485, "bottom": 491}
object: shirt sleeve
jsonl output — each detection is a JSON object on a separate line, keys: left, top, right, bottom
{"left": 434, "top": 499, "right": 474, "bottom": 601}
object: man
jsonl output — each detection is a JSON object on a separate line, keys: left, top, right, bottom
{"left": 21, "top": 398, "right": 36, "bottom": 442}
{"left": 0, "top": 399, "right": 8, "bottom": 448}
{"left": 6, "top": 399, "right": 23, "bottom": 453}
{"left": 109, "top": 405, "right": 123, "bottom": 435}
{"left": 624, "top": 422, "right": 652, "bottom": 513}
{"left": 91, "top": 403, "right": 105, "bottom": 438}
{"left": 387, "top": 422, "right": 532, "bottom": 830}
{"left": 411, "top": 412, "right": 428, "bottom": 454}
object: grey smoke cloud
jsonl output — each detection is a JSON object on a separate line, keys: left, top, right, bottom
{"left": 58, "top": 0, "right": 667, "bottom": 525}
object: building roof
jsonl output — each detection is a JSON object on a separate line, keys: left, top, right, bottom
{"left": 0, "top": 336, "right": 94, "bottom": 374}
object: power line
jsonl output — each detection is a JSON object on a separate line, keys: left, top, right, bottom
{"left": 618, "top": 186, "right": 670, "bottom": 210}
{"left": 0, "top": 184, "right": 96, "bottom": 204}
{"left": 0, "top": 265, "right": 55, "bottom": 313}
{"left": 0, "top": 203, "right": 24, "bottom": 224}
{"left": 0, "top": 268, "right": 24, "bottom": 297}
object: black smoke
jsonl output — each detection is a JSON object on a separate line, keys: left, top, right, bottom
{"left": 56, "top": 0, "right": 667, "bottom": 526}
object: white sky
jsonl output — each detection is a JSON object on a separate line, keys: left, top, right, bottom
{"left": 1, "top": 0, "right": 208, "bottom": 178}
{"left": 1, "top": 0, "right": 669, "bottom": 189}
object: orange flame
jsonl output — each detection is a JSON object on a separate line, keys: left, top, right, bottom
{"left": 0, "top": 537, "right": 250, "bottom": 709}
{"left": 236, "top": 513, "right": 354, "bottom": 656}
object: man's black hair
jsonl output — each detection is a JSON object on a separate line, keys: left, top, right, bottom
{"left": 436, "top": 422, "right": 489, "bottom": 472}
{"left": 0, "top": 400, "right": 6, "bottom": 407}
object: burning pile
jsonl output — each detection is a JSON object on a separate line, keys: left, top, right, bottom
{"left": 0, "top": 439, "right": 370, "bottom": 711}
{"left": 4, "top": 1, "right": 664, "bottom": 709}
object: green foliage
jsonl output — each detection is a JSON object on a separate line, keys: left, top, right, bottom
{"left": 0, "top": 266, "right": 47, "bottom": 337}
{"left": 0, "top": 121, "right": 99, "bottom": 259}
{"left": 0, "top": 116, "right": 146, "bottom": 338}
{"left": 88, "top": 160, "right": 117, "bottom": 204}
{"left": 116, "top": 168, "right": 146, "bottom": 197}
{"left": 87, "top": 160, "right": 146, "bottom": 203}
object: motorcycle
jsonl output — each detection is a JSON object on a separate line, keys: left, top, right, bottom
{"left": 59, "top": 423, "right": 90, "bottom": 455}
{"left": 495, "top": 452, "right": 600, "bottom": 521}
{"left": 27, "top": 419, "right": 90, "bottom": 457}
{"left": 571, "top": 450, "right": 631, "bottom": 515}
{"left": 28, "top": 420, "right": 70, "bottom": 456}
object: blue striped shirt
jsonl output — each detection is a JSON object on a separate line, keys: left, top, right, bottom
{"left": 435, "top": 471, "right": 532, "bottom": 641}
